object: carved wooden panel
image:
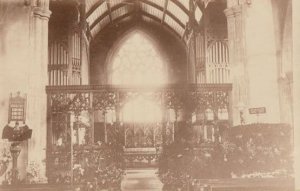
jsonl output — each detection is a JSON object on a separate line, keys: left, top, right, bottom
{"left": 46, "top": 84, "right": 231, "bottom": 174}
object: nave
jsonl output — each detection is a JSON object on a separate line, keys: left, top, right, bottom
{"left": 0, "top": 0, "right": 298, "bottom": 190}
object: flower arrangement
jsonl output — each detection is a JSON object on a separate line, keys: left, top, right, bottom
{"left": 73, "top": 142, "right": 125, "bottom": 190}
{"left": 26, "top": 161, "right": 47, "bottom": 184}
{"left": 2, "top": 169, "right": 15, "bottom": 185}
{"left": 0, "top": 147, "right": 11, "bottom": 177}
{"left": 158, "top": 123, "right": 293, "bottom": 190}
{"left": 47, "top": 142, "right": 124, "bottom": 190}
{"left": 158, "top": 140, "right": 230, "bottom": 190}
{"left": 225, "top": 123, "right": 293, "bottom": 177}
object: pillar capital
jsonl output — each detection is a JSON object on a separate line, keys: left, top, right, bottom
{"left": 233, "top": 5, "right": 243, "bottom": 15}
{"left": 32, "top": 7, "right": 51, "bottom": 20}
{"left": 224, "top": 8, "right": 234, "bottom": 18}
{"left": 224, "top": 5, "right": 243, "bottom": 18}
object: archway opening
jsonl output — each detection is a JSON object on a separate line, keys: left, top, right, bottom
{"left": 110, "top": 31, "right": 167, "bottom": 123}
{"left": 108, "top": 31, "right": 169, "bottom": 150}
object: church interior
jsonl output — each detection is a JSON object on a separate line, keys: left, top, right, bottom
{"left": 0, "top": 0, "right": 300, "bottom": 190}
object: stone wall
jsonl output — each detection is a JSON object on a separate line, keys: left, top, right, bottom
{"left": 225, "top": 0, "right": 293, "bottom": 125}
{"left": 0, "top": 0, "right": 50, "bottom": 182}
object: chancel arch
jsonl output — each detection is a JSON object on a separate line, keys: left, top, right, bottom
{"left": 90, "top": 22, "right": 187, "bottom": 85}
{"left": 97, "top": 29, "right": 177, "bottom": 152}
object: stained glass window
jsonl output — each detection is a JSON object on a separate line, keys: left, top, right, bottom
{"left": 111, "top": 32, "right": 167, "bottom": 85}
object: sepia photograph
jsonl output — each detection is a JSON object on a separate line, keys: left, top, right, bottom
{"left": 0, "top": 0, "right": 299, "bottom": 190}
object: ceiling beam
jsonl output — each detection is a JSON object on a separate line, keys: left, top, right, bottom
{"left": 86, "top": 0, "right": 106, "bottom": 18}
{"left": 141, "top": 11, "right": 182, "bottom": 38}
{"left": 87, "top": 0, "right": 190, "bottom": 20}
{"left": 170, "top": 0, "right": 189, "bottom": 15}
{"left": 106, "top": 0, "right": 113, "bottom": 22}
{"left": 181, "top": 26, "right": 188, "bottom": 40}
{"left": 90, "top": 3, "right": 127, "bottom": 29}
{"left": 93, "top": 12, "right": 133, "bottom": 35}
{"left": 109, "top": 12, "right": 132, "bottom": 25}
{"left": 88, "top": 0, "right": 188, "bottom": 38}
{"left": 194, "top": 0, "right": 227, "bottom": 11}
{"left": 91, "top": 11, "right": 183, "bottom": 41}
{"left": 161, "top": 0, "right": 169, "bottom": 23}
{"left": 134, "top": 0, "right": 142, "bottom": 20}
{"left": 88, "top": 0, "right": 189, "bottom": 30}
{"left": 196, "top": 1, "right": 205, "bottom": 12}
{"left": 140, "top": 0, "right": 185, "bottom": 28}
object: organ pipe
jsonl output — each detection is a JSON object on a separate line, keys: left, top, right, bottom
{"left": 48, "top": 41, "right": 70, "bottom": 86}
{"left": 48, "top": 31, "right": 82, "bottom": 86}
{"left": 206, "top": 41, "right": 230, "bottom": 84}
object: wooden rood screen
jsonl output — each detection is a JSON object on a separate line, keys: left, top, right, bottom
{"left": 45, "top": 84, "right": 231, "bottom": 175}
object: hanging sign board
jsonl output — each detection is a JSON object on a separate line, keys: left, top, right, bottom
{"left": 248, "top": 107, "right": 266, "bottom": 114}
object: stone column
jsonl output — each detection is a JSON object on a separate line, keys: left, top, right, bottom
{"left": 26, "top": 0, "right": 51, "bottom": 181}
{"left": 224, "top": 8, "right": 235, "bottom": 126}
{"left": 224, "top": 3, "right": 248, "bottom": 126}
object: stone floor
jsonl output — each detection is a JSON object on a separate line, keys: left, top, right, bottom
{"left": 121, "top": 168, "right": 163, "bottom": 191}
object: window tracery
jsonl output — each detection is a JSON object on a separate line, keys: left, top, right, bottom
{"left": 111, "top": 32, "right": 167, "bottom": 86}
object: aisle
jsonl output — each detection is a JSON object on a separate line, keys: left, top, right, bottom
{"left": 121, "top": 168, "right": 163, "bottom": 191}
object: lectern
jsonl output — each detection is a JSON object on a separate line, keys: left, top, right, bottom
{"left": 1, "top": 92, "right": 32, "bottom": 184}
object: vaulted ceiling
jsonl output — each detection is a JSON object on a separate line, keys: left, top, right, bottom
{"left": 85, "top": 0, "right": 202, "bottom": 38}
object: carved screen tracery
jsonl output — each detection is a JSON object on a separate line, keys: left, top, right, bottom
{"left": 46, "top": 84, "right": 232, "bottom": 172}
{"left": 51, "top": 112, "right": 71, "bottom": 148}
{"left": 124, "top": 123, "right": 162, "bottom": 148}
